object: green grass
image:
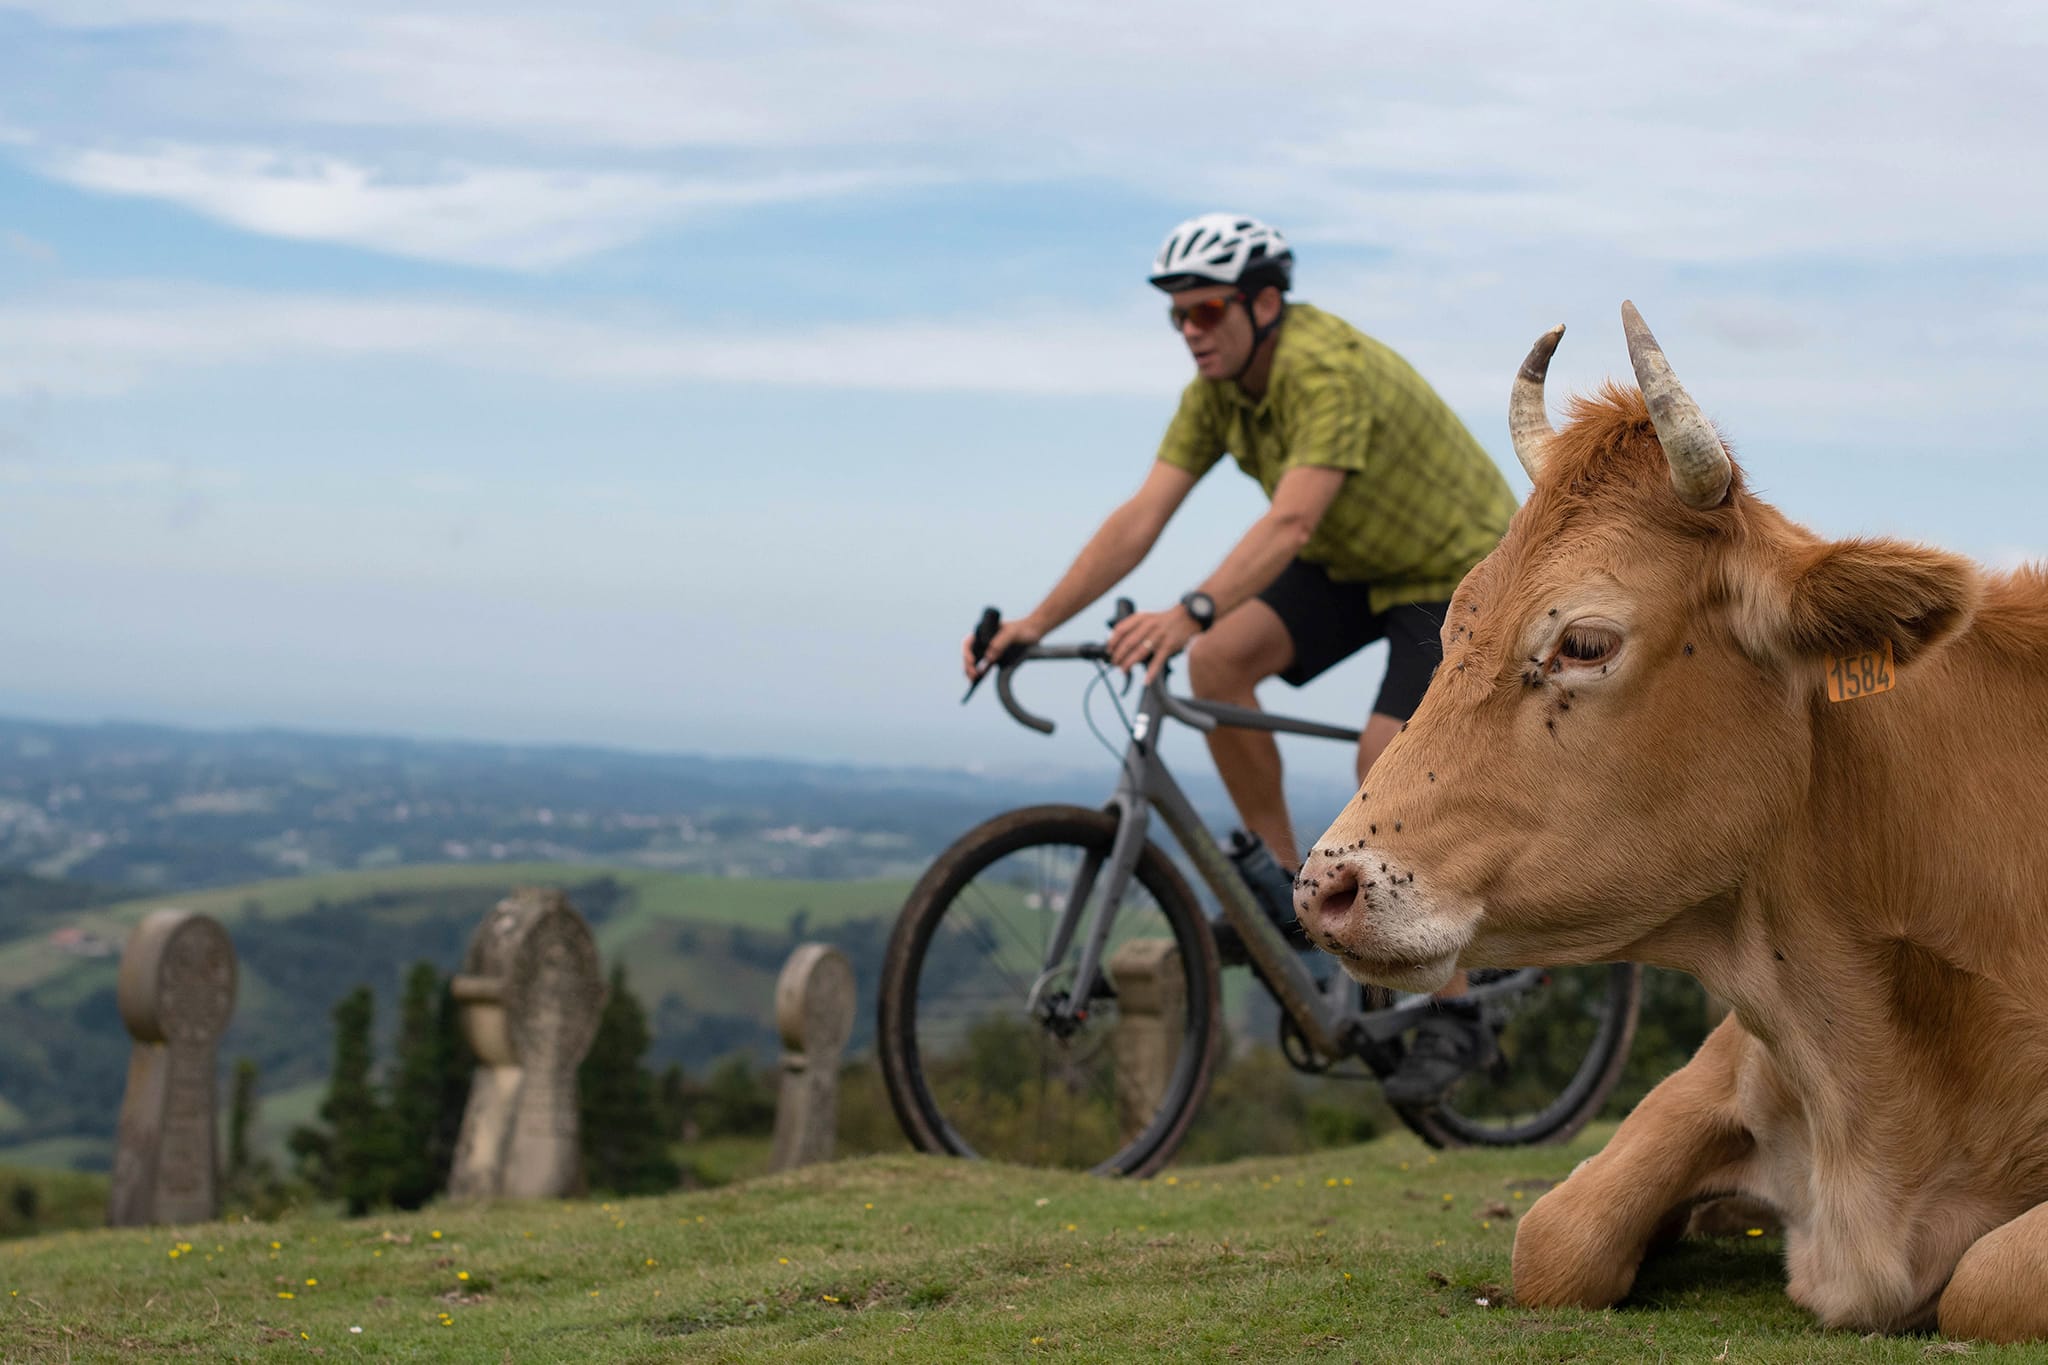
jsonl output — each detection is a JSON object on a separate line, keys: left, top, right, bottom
{"left": 4, "top": 1126, "right": 2041, "bottom": 1362}
{"left": 0, "top": 863, "right": 913, "bottom": 997}
{"left": 0, "top": 1165, "right": 106, "bottom": 1241}
{"left": 0, "top": 1138, "right": 112, "bottom": 1173}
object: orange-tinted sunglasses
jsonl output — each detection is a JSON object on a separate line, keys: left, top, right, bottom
{"left": 1168, "top": 292, "right": 1245, "bottom": 332}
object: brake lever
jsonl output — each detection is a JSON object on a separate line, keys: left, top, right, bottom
{"left": 962, "top": 605, "right": 1002, "bottom": 703}
{"left": 1106, "top": 596, "right": 1140, "bottom": 692}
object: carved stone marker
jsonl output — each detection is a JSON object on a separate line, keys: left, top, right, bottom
{"left": 447, "top": 888, "right": 604, "bottom": 1202}
{"left": 109, "top": 910, "right": 237, "bottom": 1227}
{"left": 1108, "top": 938, "right": 1184, "bottom": 1145}
{"left": 768, "top": 944, "right": 856, "bottom": 1173}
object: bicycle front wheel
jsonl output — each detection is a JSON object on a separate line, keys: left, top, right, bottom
{"left": 1392, "top": 963, "right": 1642, "bottom": 1148}
{"left": 877, "top": 805, "right": 1221, "bottom": 1177}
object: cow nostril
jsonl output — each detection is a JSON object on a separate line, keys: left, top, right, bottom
{"left": 1299, "top": 862, "right": 1360, "bottom": 930}
{"left": 1319, "top": 884, "right": 1358, "bottom": 922}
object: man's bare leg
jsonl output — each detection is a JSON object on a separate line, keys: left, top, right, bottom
{"left": 1185, "top": 601, "right": 1297, "bottom": 865}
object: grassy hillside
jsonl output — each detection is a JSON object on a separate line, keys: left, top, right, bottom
{"left": 0, "top": 1126, "right": 2020, "bottom": 1363}
{"left": 0, "top": 863, "right": 914, "bottom": 1170}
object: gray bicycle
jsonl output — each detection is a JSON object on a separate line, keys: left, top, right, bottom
{"left": 877, "top": 604, "right": 1642, "bottom": 1177}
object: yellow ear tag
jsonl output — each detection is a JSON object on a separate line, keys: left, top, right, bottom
{"left": 1824, "top": 639, "right": 1895, "bottom": 702}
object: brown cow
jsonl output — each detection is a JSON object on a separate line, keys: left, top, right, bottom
{"left": 1293, "top": 303, "right": 2048, "bottom": 1342}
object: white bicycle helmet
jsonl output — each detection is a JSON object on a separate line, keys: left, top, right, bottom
{"left": 1149, "top": 212, "right": 1293, "bottom": 293}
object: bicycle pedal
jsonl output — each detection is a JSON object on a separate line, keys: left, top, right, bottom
{"left": 1207, "top": 916, "right": 1251, "bottom": 967}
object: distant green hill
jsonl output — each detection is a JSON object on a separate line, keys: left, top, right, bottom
{"left": 0, "top": 863, "right": 911, "bottom": 1172}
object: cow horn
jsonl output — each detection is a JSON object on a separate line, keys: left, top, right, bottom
{"left": 1621, "top": 300, "right": 1730, "bottom": 509}
{"left": 1508, "top": 323, "right": 1566, "bottom": 480}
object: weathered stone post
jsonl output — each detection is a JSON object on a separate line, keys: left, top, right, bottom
{"left": 1108, "top": 938, "right": 1184, "bottom": 1145}
{"left": 767, "top": 944, "right": 856, "bottom": 1173}
{"left": 108, "top": 910, "right": 237, "bottom": 1227}
{"left": 446, "top": 888, "right": 604, "bottom": 1202}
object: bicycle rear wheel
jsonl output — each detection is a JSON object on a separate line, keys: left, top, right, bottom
{"left": 877, "top": 805, "right": 1221, "bottom": 1177}
{"left": 1391, "top": 963, "right": 1641, "bottom": 1148}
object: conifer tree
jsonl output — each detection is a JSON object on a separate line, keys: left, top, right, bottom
{"left": 433, "top": 972, "right": 475, "bottom": 1177}
{"left": 578, "top": 965, "right": 680, "bottom": 1195}
{"left": 321, "top": 985, "right": 396, "bottom": 1215}
{"left": 225, "top": 1057, "right": 259, "bottom": 1182}
{"left": 656, "top": 1062, "right": 688, "bottom": 1140}
{"left": 387, "top": 963, "right": 447, "bottom": 1209}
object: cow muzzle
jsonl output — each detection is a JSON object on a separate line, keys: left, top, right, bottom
{"left": 1294, "top": 844, "right": 1476, "bottom": 993}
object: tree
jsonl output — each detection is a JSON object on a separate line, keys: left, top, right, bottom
{"left": 225, "top": 1057, "right": 259, "bottom": 1182}
{"left": 433, "top": 972, "right": 475, "bottom": 1176}
{"left": 318, "top": 985, "right": 397, "bottom": 1215}
{"left": 698, "top": 1054, "right": 776, "bottom": 1137}
{"left": 656, "top": 1063, "right": 688, "bottom": 1140}
{"left": 387, "top": 963, "right": 448, "bottom": 1210}
{"left": 578, "top": 965, "right": 680, "bottom": 1195}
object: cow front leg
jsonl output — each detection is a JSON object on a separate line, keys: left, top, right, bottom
{"left": 1514, "top": 1017, "right": 1754, "bottom": 1310}
{"left": 1940, "top": 1200, "right": 2048, "bottom": 1343}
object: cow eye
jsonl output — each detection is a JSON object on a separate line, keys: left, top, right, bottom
{"left": 1556, "top": 626, "right": 1620, "bottom": 666}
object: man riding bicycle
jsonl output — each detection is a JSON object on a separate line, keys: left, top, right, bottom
{"left": 963, "top": 212, "right": 1516, "bottom": 1107}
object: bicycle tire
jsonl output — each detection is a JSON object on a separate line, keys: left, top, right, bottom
{"left": 877, "top": 804, "right": 1222, "bottom": 1177}
{"left": 1391, "top": 962, "right": 1642, "bottom": 1148}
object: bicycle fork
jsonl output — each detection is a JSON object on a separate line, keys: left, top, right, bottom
{"left": 1026, "top": 783, "right": 1151, "bottom": 1030}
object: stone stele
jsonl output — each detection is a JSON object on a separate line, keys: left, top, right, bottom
{"left": 108, "top": 909, "right": 238, "bottom": 1227}
{"left": 1107, "top": 938, "right": 1185, "bottom": 1145}
{"left": 446, "top": 888, "right": 605, "bottom": 1202}
{"left": 767, "top": 943, "right": 856, "bottom": 1173}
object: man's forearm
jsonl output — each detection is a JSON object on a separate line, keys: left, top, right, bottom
{"left": 1027, "top": 502, "right": 1158, "bottom": 632}
{"left": 1196, "top": 511, "right": 1315, "bottom": 617}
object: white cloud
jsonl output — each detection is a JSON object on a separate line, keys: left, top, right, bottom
{"left": 6, "top": 2, "right": 2047, "bottom": 267}
{"left": 0, "top": 285, "right": 1182, "bottom": 399}
{"left": 4, "top": 276, "right": 2043, "bottom": 470}
{"left": 37, "top": 143, "right": 901, "bottom": 269}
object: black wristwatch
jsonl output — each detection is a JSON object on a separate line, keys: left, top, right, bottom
{"left": 1179, "top": 591, "right": 1217, "bottom": 632}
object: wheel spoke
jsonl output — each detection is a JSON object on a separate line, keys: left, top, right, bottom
{"left": 884, "top": 816, "right": 1212, "bottom": 1175}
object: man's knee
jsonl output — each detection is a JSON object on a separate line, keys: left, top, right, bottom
{"left": 1186, "top": 633, "right": 1275, "bottom": 699}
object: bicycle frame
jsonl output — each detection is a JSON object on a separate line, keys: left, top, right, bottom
{"left": 1011, "top": 654, "right": 1546, "bottom": 1067}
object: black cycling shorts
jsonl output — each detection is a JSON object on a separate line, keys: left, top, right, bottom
{"left": 1255, "top": 558, "right": 1450, "bottom": 721}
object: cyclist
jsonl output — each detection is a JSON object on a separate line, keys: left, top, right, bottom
{"left": 962, "top": 212, "right": 1516, "bottom": 1107}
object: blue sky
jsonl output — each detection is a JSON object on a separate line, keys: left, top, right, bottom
{"left": 0, "top": 1, "right": 2045, "bottom": 795}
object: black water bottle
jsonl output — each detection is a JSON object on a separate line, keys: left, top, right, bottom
{"left": 1226, "top": 829, "right": 1298, "bottom": 932}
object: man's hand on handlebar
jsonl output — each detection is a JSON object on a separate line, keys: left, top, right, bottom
{"left": 1107, "top": 604, "right": 1200, "bottom": 683}
{"left": 961, "top": 614, "right": 1046, "bottom": 682}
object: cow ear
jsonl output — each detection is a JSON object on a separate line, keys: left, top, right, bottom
{"left": 1764, "top": 538, "right": 1981, "bottom": 667}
